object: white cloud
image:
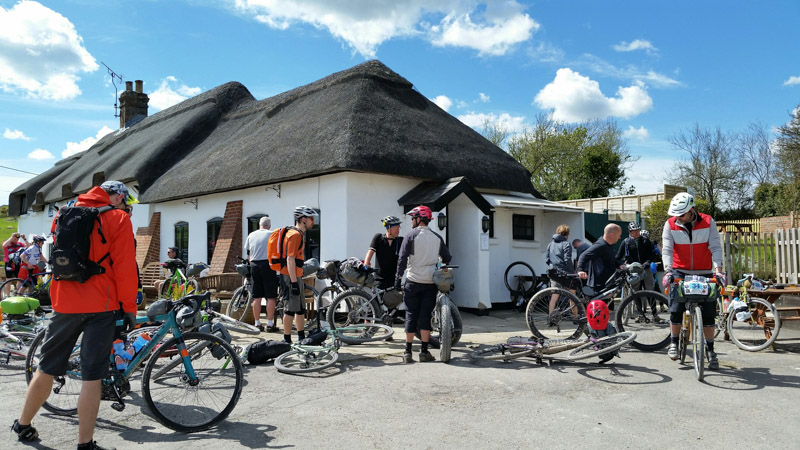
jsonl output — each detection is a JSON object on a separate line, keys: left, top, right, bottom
{"left": 784, "top": 75, "right": 800, "bottom": 86}
{"left": 534, "top": 68, "right": 653, "bottom": 123}
{"left": 0, "top": 1, "right": 97, "bottom": 100}
{"left": 478, "top": 92, "right": 490, "bottom": 103}
{"left": 457, "top": 111, "right": 526, "bottom": 134}
{"left": 431, "top": 95, "right": 453, "bottom": 112}
{"left": 148, "top": 76, "right": 202, "bottom": 111}
{"left": 28, "top": 148, "right": 54, "bottom": 160}
{"left": 623, "top": 125, "right": 649, "bottom": 141}
{"left": 579, "top": 54, "right": 680, "bottom": 88}
{"left": 527, "top": 41, "right": 564, "bottom": 63}
{"left": 4, "top": 128, "right": 31, "bottom": 141}
{"left": 233, "top": 1, "right": 537, "bottom": 58}
{"left": 62, "top": 126, "right": 114, "bottom": 158}
{"left": 613, "top": 39, "right": 657, "bottom": 53}
{"left": 626, "top": 157, "right": 674, "bottom": 194}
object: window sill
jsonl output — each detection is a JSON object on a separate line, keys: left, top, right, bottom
{"left": 511, "top": 240, "right": 540, "bottom": 249}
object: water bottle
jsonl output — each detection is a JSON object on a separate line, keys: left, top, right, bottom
{"left": 131, "top": 332, "right": 151, "bottom": 353}
{"left": 113, "top": 339, "right": 134, "bottom": 370}
{"left": 723, "top": 297, "right": 731, "bottom": 313}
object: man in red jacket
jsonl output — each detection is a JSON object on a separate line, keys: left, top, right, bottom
{"left": 12, "top": 181, "right": 138, "bottom": 450}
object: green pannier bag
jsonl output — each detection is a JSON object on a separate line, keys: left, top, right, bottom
{"left": 1, "top": 296, "right": 41, "bottom": 315}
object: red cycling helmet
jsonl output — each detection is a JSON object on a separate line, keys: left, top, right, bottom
{"left": 408, "top": 205, "right": 433, "bottom": 221}
{"left": 586, "top": 300, "right": 610, "bottom": 331}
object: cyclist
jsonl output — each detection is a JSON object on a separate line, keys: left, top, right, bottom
{"left": 661, "top": 192, "right": 724, "bottom": 370}
{"left": 13, "top": 180, "right": 138, "bottom": 449}
{"left": 245, "top": 216, "right": 279, "bottom": 332}
{"left": 17, "top": 235, "right": 48, "bottom": 294}
{"left": 3, "top": 232, "right": 28, "bottom": 282}
{"left": 279, "top": 206, "right": 318, "bottom": 344}
{"left": 395, "top": 205, "right": 452, "bottom": 363}
{"left": 617, "top": 222, "right": 661, "bottom": 322}
{"left": 577, "top": 224, "right": 626, "bottom": 306}
{"left": 364, "top": 215, "right": 404, "bottom": 290}
{"left": 153, "top": 247, "right": 184, "bottom": 295}
{"left": 572, "top": 238, "right": 590, "bottom": 268}
{"left": 546, "top": 225, "right": 579, "bottom": 318}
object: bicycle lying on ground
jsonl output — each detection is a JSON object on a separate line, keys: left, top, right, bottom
{"left": 25, "top": 291, "right": 244, "bottom": 432}
{"left": 468, "top": 332, "right": 637, "bottom": 363}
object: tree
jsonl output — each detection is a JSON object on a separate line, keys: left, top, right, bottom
{"left": 668, "top": 124, "right": 741, "bottom": 217}
{"left": 774, "top": 102, "right": 800, "bottom": 212}
{"left": 508, "top": 115, "right": 634, "bottom": 201}
{"left": 753, "top": 183, "right": 787, "bottom": 217}
{"left": 479, "top": 118, "right": 510, "bottom": 148}
{"left": 737, "top": 121, "right": 775, "bottom": 186}
{"left": 644, "top": 198, "right": 711, "bottom": 246}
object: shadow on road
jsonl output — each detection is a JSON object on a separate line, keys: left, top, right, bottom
{"left": 701, "top": 365, "right": 800, "bottom": 390}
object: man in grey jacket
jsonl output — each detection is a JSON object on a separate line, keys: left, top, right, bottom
{"left": 395, "top": 205, "right": 452, "bottom": 363}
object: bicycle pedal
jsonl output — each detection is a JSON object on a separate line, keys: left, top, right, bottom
{"left": 111, "top": 402, "right": 125, "bottom": 412}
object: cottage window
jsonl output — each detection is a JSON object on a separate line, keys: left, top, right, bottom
{"left": 512, "top": 214, "right": 535, "bottom": 241}
{"left": 247, "top": 214, "right": 267, "bottom": 234}
{"left": 174, "top": 221, "right": 189, "bottom": 262}
{"left": 207, "top": 217, "right": 223, "bottom": 263}
{"left": 305, "top": 208, "right": 321, "bottom": 260}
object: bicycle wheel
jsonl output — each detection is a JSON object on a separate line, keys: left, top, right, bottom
{"left": 504, "top": 261, "right": 536, "bottom": 296}
{"left": 678, "top": 325, "right": 688, "bottom": 364}
{"left": 692, "top": 306, "right": 705, "bottom": 381}
{"left": 274, "top": 347, "right": 339, "bottom": 374}
{"left": 469, "top": 344, "right": 535, "bottom": 361}
{"left": 142, "top": 332, "right": 243, "bottom": 432}
{"left": 0, "top": 331, "right": 36, "bottom": 369}
{"left": 225, "top": 285, "right": 254, "bottom": 323}
{"left": 565, "top": 332, "right": 636, "bottom": 361}
{"left": 210, "top": 311, "right": 260, "bottom": 335}
{"left": 439, "top": 302, "right": 452, "bottom": 363}
{"left": 337, "top": 324, "right": 394, "bottom": 344}
{"left": 713, "top": 297, "right": 726, "bottom": 339}
{"left": 326, "top": 289, "right": 378, "bottom": 328}
{"left": 614, "top": 291, "right": 671, "bottom": 351}
{"left": 727, "top": 297, "right": 780, "bottom": 352}
{"left": 25, "top": 330, "right": 81, "bottom": 415}
{"left": 526, "top": 288, "right": 586, "bottom": 340}
{"left": 1, "top": 278, "right": 27, "bottom": 299}
{"left": 417, "top": 297, "right": 463, "bottom": 348}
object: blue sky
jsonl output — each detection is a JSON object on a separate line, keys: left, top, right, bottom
{"left": 2, "top": 0, "right": 799, "bottom": 201}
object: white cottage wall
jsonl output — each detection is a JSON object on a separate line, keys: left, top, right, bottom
{"left": 445, "top": 194, "right": 486, "bottom": 308}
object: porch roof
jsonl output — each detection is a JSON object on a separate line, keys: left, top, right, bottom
{"left": 483, "top": 193, "right": 585, "bottom": 213}
{"left": 397, "top": 177, "right": 494, "bottom": 215}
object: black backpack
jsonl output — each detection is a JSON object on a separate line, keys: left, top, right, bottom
{"left": 51, "top": 205, "right": 115, "bottom": 283}
{"left": 245, "top": 340, "right": 291, "bottom": 365}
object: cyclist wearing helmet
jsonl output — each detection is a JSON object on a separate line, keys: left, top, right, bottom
{"left": 17, "top": 234, "right": 49, "bottom": 292}
{"left": 364, "top": 215, "right": 404, "bottom": 290}
{"left": 15, "top": 181, "right": 137, "bottom": 447}
{"left": 662, "top": 192, "right": 723, "bottom": 369}
{"left": 279, "top": 206, "right": 318, "bottom": 344}
{"left": 616, "top": 222, "right": 661, "bottom": 322}
{"left": 395, "top": 205, "right": 452, "bottom": 363}
{"left": 3, "top": 232, "right": 28, "bottom": 282}
{"left": 577, "top": 224, "right": 626, "bottom": 298}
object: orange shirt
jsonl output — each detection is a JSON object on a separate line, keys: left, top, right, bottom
{"left": 279, "top": 228, "right": 304, "bottom": 278}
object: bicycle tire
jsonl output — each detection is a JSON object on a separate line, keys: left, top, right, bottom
{"left": 142, "top": 332, "right": 243, "bottom": 432}
{"left": 210, "top": 311, "right": 260, "bottom": 335}
{"left": 439, "top": 302, "right": 452, "bottom": 363}
{"left": 226, "top": 285, "right": 253, "bottom": 323}
{"left": 503, "top": 261, "right": 536, "bottom": 297}
{"left": 25, "top": 329, "right": 81, "bottom": 415}
{"left": 693, "top": 305, "right": 705, "bottom": 381}
{"left": 185, "top": 279, "right": 200, "bottom": 296}
{"left": 338, "top": 324, "right": 394, "bottom": 344}
{"left": 0, "top": 331, "right": 37, "bottom": 369}
{"left": 417, "top": 297, "right": 463, "bottom": 348}
{"left": 326, "top": 289, "right": 379, "bottom": 329}
{"left": 469, "top": 344, "right": 535, "bottom": 361}
{"left": 678, "top": 326, "right": 688, "bottom": 363}
{"left": 274, "top": 347, "right": 339, "bottom": 374}
{"left": 526, "top": 287, "right": 586, "bottom": 340}
{"left": 1, "top": 278, "right": 27, "bottom": 299}
{"left": 565, "top": 332, "right": 636, "bottom": 361}
{"left": 713, "top": 297, "right": 725, "bottom": 339}
{"left": 727, "top": 297, "right": 780, "bottom": 352}
{"left": 614, "top": 291, "right": 671, "bottom": 351}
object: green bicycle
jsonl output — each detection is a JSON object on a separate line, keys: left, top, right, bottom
{"left": 158, "top": 260, "right": 199, "bottom": 299}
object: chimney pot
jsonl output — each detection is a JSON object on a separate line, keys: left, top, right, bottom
{"left": 135, "top": 80, "right": 143, "bottom": 93}
{"left": 125, "top": 81, "right": 133, "bottom": 91}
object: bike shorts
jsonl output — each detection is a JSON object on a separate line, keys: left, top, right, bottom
{"left": 668, "top": 271, "right": 717, "bottom": 327}
{"left": 37, "top": 311, "right": 116, "bottom": 381}
{"left": 278, "top": 274, "right": 306, "bottom": 315}
{"left": 403, "top": 281, "right": 437, "bottom": 334}
{"left": 5, "top": 264, "right": 19, "bottom": 280}
{"left": 251, "top": 260, "right": 278, "bottom": 299}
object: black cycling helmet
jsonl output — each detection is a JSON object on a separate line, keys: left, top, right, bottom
{"left": 628, "top": 222, "right": 641, "bottom": 231}
{"left": 381, "top": 215, "right": 401, "bottom": 228}
{"left": 31, "top": 234, "right": 46, "bottom": 243}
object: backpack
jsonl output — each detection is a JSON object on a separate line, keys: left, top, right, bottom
{"left": 267, "top": 226, "right": 304, "bottom": 272}
{"left": 246, "top": 340, "right": 291, "bottom": 365}
{"left": 9, "top": 248, "right": 24, "bottom": 269}
{"left": 51, "top": 205, "right": 115, "bottom": 283}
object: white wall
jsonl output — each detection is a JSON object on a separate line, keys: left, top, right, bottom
{"left": 445, "top": 194, "right": 486, "bottom": 308}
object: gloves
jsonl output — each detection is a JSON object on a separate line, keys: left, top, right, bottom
{"left": 394, "top": 278, "right": 403, "bottom": 292}
{"left": 136, "top": 289, "right": 144, "bottom": 306}
{"left": 714, "top": 272, "right": 727, "bottom": 286}
{"left": 662, "top": 272, "right": 674, "bottom": 289}
{"left": 123, "top": 312, "right": 137, "bottom": 332}
{"left": 290, "top": 282, "right": 301, "bottom": 296}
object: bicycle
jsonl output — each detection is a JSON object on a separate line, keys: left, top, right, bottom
{"left": 468, "top": 332, "right": 637, "bottom": 363}
{"left": 158, "top": 259, "right": 199, "bottom": 299}
{"left": 0, "top": 327, "right": 37, "bottom": 370}
{"left": 25, "top": 291, "right": 244, "bottom": 432}
{"left": 671, "top": 276, "right": 711, "bottom": 381}
{"left": 721, "top": 274, "right": 781, "bottom": 351}
{"left": 503, "top": 261, "right": 549, "bottom": 312}
{"left": 0, "top": 270, "right": 53, "bottom": 303}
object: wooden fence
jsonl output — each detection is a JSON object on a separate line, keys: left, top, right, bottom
{"left": 721, "top": 232, "right": 776, "bottom": 282}
{"left": 775, "top": 228, "right": 800, "bottom": 284}
{"left": 717, "top": 219, "right": 760, "bottom": 233}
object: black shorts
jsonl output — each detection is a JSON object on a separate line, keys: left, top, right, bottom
{"left": 403, "top": 282, "right": 437, "bottom": 333}
{"left": 5, "top": 265, "right": 19, "bottom": 280}
{"left": 38, "top": 311, "right": 116, "bottom": 381}
{"left": 251, "top": 260, "right": 278, "bottom": 299}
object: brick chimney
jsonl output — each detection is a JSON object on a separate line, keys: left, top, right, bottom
{"left": 119, "top": 79, "right": 149, "bottom": 128}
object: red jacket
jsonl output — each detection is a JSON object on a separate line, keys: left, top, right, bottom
{"left": 666, "top": 213, "right": 714, "bottom": 272}
{"left": 50, "top": 187, "right": 138, "bottom": 314}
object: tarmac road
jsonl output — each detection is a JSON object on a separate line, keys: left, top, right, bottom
{"left": 2, "top": 309, "right": 799, "bottom": 449}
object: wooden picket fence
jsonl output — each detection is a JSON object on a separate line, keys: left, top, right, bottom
{"left": 775, "top": 228, "right": 800, "bottom": 284}
{"left": 721, "top": 232, "right": 776, "bottom": 282}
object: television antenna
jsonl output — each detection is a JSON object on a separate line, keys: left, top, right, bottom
{"left": 101, "top": 62, "right": 124, "bottom": 118}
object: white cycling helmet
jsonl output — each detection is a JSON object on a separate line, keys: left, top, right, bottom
{"left": 293, "top": 206, "right": 318, "bottom": 221}
{"left": 668, "top": 192, "right": 695, "bottom": 217}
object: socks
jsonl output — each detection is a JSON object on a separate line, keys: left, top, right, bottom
{"left": 421, "top": 341, "right": 429, "bottom": 353}
{"left": 405, "top": 342, "right": 412, "bottom": 353}
{"left": 254, "top": 320, "right": 261, "bottom": 327}
{"left": 267, "top": 320, "right": 274, "bottom": 327}
{"left": 284, "top": 334, "right": 292, "bottom": 344}
{"left": 298, "top": 330, "right": 306, "bottom": 340}
{"left": 671, "top": 335, "right": 679, "bottom": 345}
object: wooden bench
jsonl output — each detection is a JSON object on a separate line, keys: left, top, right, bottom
{"left": 197, "top": 273, "right": 241, "bottom": 301}
{"left": 141, "top": 262, "right": 168, "bottom": 298}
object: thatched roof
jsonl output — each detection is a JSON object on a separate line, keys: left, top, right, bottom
{"left": 9, "top": 60, "right": 537, "bottom": 216}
